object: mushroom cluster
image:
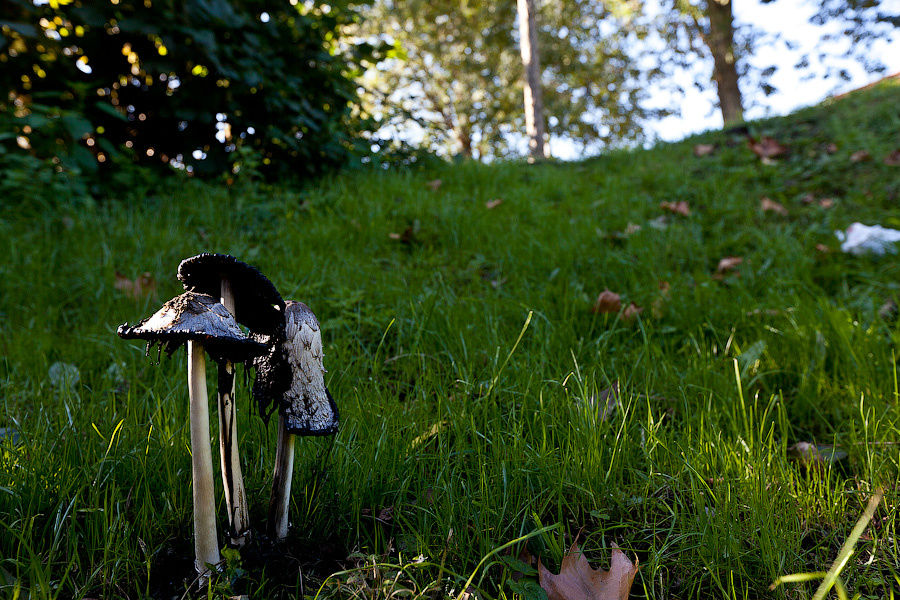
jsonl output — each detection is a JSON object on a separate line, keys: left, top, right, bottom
{"left": 117, "top": 254, "right": 338, "bottom": 582}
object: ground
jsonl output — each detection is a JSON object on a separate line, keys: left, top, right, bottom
{"left": 0, "top": 79, "right": 899, "bottom": 599}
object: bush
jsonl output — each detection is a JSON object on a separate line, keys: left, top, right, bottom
{"left": 0, "top": 0, "right": 376, "bottom": 180}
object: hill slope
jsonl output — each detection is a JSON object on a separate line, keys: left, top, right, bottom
{"left": 1, "top": 80, "right": 899, "bottom": 599}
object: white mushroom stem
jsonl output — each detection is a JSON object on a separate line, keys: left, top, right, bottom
{"left": 218, "top": 279, "right": 250, "bottom": 547}
{"left": 187, "top": 340, "right": 221, "bottom": 579}
{"left": 269, "top": 415, "right": 295, "bottom": 540}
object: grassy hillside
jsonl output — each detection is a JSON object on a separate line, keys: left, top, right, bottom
{"left": 1, "top": 79, "right": 899, "bottom": 599}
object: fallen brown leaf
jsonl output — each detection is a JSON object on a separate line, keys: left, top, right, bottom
{"left": 622, "top": 303, "right": 643, "bottom": 322}
{"left": 660, "top": 200, "right": 690, "bottom": 216}
{"left": 884, "top": 149, "right": 900, "bottom": 166}
{"left": 485, "top": 198, "right": 503, "bottom": 209}
{"left": 538, "top": 542, "right": 639, "bottom": 600}
{"left": 592, "top": 290, "right": 622, "bottom": 314}
{"left": 760, "top": 197, "right": 788, "bottom": 216}
{"left": 748, "top": 136, "right": 787, "bottom": 159}
{"left": 818, "top": 198, "right": 835, "bottom": 209}
{"left": 693, "top": 143, "right": 715, "bottom": 157}
{"left": 815, "top": 243, "right": 831, "bottom": 254}
{"left": 850, "top": 150, "right": 872, "bottom": 163}
{"left": 716, "top": 256, "right": 743, "bottom": 274}
{"left": 114, "top": 271, "right": 157, "bottom": 300}
{"left": 825, "top": 143, "right": 838, "bottom": 154}
{"left": 425, "top": 179, "right": 442, "bottom": 191}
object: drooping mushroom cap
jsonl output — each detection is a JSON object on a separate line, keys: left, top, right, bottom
{"left": 253, "top": 301, "right": 338, "bottom": 435}
{"left": 177, "top": 253, "right": 285, "bottom": 336}
{"left": 117, "top": 291, "right": 266, "bottom": 363}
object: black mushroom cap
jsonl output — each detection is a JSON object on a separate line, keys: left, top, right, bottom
{"left": 117, "top": 292, "right": 267, "bottom": 363}
{"left": 177, "top": 253, "right": 285, "bottom": 336}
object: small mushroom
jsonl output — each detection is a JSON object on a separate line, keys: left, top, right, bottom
{"left": 258, "top": 301, "right": 338, "bottom": 540}
{"left": 177, "top": 253, "right": 285, "bottom": 547}
{"left": 117, "top": 292, "right": 265, "bottom": 579}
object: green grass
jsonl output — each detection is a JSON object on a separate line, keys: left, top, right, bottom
{"left": 2, "top": 80, "right": 900, "bottom": 599}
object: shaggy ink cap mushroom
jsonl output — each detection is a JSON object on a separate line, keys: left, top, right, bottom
{"left": 278, "top": 301, "right": 339, "bottom": 435}
{"left": 177, "top": 253, "right": 285, "bottom": 336}
{"left": 117, "top": 291, "right": 266, "bottom": 363}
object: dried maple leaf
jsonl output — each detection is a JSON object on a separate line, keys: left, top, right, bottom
{"left": 760, "top": 197, "right": 788, "bottom": 216}
{"left": 114, "top": 271, "right": 157, "bottom": 300}
{"left": 622, "top": 303, "right": 643, "bottom": 322}
{"left": 850, "top": 150, "right": 872, "bottom": 163}
{"left": 592, "top": 290, "right": 621, "bottom": 314}
{"left": 538, "top": 542, "right": 638, "bottom": 600}
{"left": 660, "top": 200, "right": 690, "bottom": 216}
{"left": 884, "top": 150, "right": 900, "bottom": 166}
{"left": 716, "top": 256, "right": 743, "bottom": 274}
{"left": 747, "top": 136, "right": 787, "bottom": 159}
{"left": 425, "top": 179, "right": 443, "bottom": 191}
{"left": 485, "top": 199, "right": 503, "bottom": 209}
{"left": 693, "top": 143, "right": 715, "bottom": 157}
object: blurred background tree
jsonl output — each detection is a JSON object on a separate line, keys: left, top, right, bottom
{"left": 354, "top": 0, "right": 661, "bottom": 160}
{"left": 0, "top": 0, "right": 376, "bottom": 180}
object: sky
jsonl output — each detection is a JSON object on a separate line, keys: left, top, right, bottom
{"left": 548, "top": 0, "right": 900, "bottom": 159}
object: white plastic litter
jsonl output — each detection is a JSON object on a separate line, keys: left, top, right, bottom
{"left": 835, "top": 222, "right": 900, "bottom": 255}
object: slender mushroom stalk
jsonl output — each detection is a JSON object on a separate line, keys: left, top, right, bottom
{"left": 265, "top": 301, "right": 339, "bottom": 540}
{"left": 188, "top": 340, "right": 221, "bottom": 576}
{"left": 178, "top": 253, "right": 285, "bottom": 547}
{"left": 117, "top": 292, "right": 265, "bottom": 581}
{"left": 269, "top": 416, "right": 295, "bottom": 537}
{"left": 217, "top": 279, "right": 250, "bottom": 547}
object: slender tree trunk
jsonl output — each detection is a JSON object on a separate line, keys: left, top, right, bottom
{"left": 705, "top": 0, "right": 743, "bottom": 126}
{"left": 517, "top": 0, "right": 548, "bottom": 159}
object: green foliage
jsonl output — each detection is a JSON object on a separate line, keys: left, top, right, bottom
{"left": 0, "top": 0, "right": 375, "bottom": 179}
{"left": 1, "top": 81, "right": 900, "bottom": 598}
{"left": 355, "top": 0, "right": 660, "bottom": 159}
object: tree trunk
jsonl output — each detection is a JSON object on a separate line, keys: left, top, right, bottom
{"left": 516, "top": 0, "right": 548, "bottom": 160}
{"left": 705, "top": 0, "right": 743, "bottom": 126}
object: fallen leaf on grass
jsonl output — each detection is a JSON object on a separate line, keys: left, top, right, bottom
{"left": 693, "top": 143, "right": 715, "bottom": 157}
{"left": 815, "top": 243, "right": 831, "bottom": 254}
{"left": 716, "top": 256, "right": 743, "bottom": 274}
{"left": 850, "top": 150, "right": 871, "bottom": 163}
{"left": 817, "top": 198, "right": 835, "bottom": 209}
{"left": 591, "top": 381, "right": 621, "bottom": 420}
{"left": 622, "top": 222, "right": 642, "bottom": 236}
{"left": 622, "top": 303, "right": 643, "bottom": 322}
{"left": 878, "top": 299, "right": 898, "bottom": 321}
{"left": 485, "top": 198, "right": 503, "bottom": 209}
{"left": 748, "top": 136, "right": 787, "bottom": 159}
{"left": 760, "top": 197, "right": 788, "bottom": 216}
{"left": 538, "top": 542, "right": 638, "bottom": 600}
{"left": 651, "top": 281, "right": 670, "bottom": 318}
{"left": 592, "top": 290, "right": 622, "bottom": 314}
{"left": 425, "top": 179, "right": 442, "bottom": 191}
{"left": 884, "top": 150, "right": 900, "bottom": 166}
{"left": 788, "top": 442, "right": 848, "bottom": 466}
{"left": 660, "top": 200, "right": 690, "bottom": 216}
{"left": 825, "top": 142, "right": 838, "bottom": 154}
{"left": 114, "top": 271, "right": 157, "bottom": 300}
